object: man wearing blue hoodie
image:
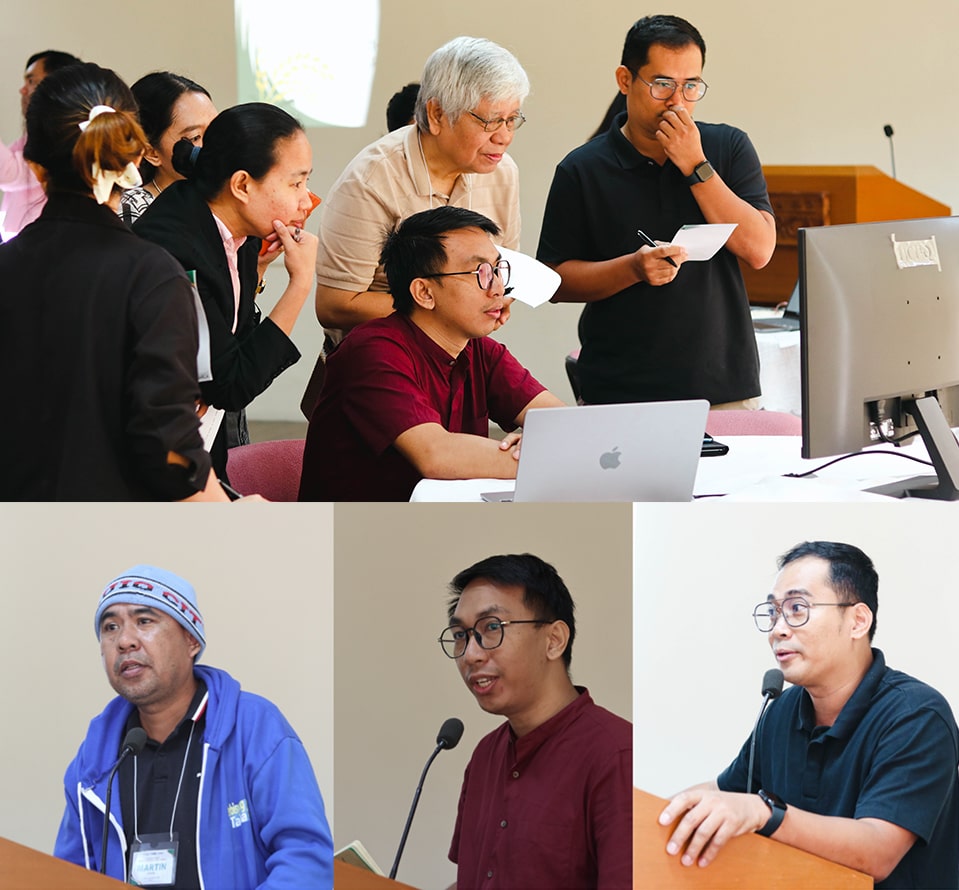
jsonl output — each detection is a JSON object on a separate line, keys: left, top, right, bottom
{"left": 53, "top": 565, "right": 333, "bottom": 888}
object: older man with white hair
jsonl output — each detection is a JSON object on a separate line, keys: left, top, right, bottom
{"left": 304, "top": 36, "right": 528, "bottom": 414}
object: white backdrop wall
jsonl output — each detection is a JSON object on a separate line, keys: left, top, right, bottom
{"left": 0, "top": 504, "right": 335, "bottom": 855}
{"left": 633, "top": 501, "right": 959, "bottom": 796}
{"left": 4, "top": 0, "right": 957, "bottom": 415}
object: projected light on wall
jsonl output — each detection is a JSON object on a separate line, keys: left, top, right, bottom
{"left": 235, "top": 0, "right": 379, "bottom": 128}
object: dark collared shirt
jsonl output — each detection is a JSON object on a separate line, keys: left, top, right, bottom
{"left": 537, "top": 113, "right": 770, "bottom": 406}
{"left": 119, "top": 681, "right": 208, "bottom": 890}
{"left": 718, "top": 649, "right": 959, "bottom": 889}
{"left": 449, "top": 687, "right": 632, "bottom": 889}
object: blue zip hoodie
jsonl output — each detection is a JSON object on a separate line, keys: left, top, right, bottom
{"left": 53, "top": 665, "right": 333, "bottom": 888}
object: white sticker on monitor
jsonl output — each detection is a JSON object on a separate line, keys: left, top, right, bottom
{"left": 891, "top": 234, "right": 941, "bottom": 271}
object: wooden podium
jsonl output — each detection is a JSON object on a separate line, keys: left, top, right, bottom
{"left": 634, "top": 788, "right": 872, "bottom": 889}
{"left": 334, "top": 859, "right": 420, "bottom": 890}
{"left": 0, "top": 836, "right": 126, "bottom": 888}
{"left": 744, "top": 164, "right": 951, "bottom": 305}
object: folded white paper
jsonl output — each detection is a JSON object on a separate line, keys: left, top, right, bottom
{"left": 670, "top": 223, "right": 737, "bottom": 261}
{"left": 498, "top": 246, "right": 561, "bottom": 307}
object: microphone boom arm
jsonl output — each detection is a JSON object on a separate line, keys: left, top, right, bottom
{"left": 389, "top": 744, "right": 444, "bottom": 880}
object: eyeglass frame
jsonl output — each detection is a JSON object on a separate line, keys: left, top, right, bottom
{"left": 752, "top": 596, "right": 856, "bottom": 632}
{"left": 438, "top": 615, "right": 551, "bottom": 658}
{"left": 428, "top": 259, "right": 511, "bottom": 291}
{"left": 466, "top": 110, "right": 527, "bottom": 132}
{"left": 635, "top": 74, "right": 709, "bottom": 102}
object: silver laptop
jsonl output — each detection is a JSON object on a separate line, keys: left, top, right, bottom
{"left": 482, "top": 400, "right": 709, "bottom": 502}
{"left": 753, "top": 280, "right": 800, "bottom": 332}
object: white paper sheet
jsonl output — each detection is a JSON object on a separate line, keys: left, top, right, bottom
{"left": 199, "top": 407, "right": 224, "bottom": 452}
{"left": 498, "top": 247, "right": 561, "bottom": 307}
{"left": 670, "top": 223, "right": 737, "bottom": 261}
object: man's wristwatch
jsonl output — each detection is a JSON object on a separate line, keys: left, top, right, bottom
{"left": 685, "top": 160, "right": 714, "bottom": 186}
{"left": 756, "top": 789, "right": 787, "bottom": 837}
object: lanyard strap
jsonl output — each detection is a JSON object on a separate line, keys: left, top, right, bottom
{"left": 132, "top": 719, "right": 197, "bottom": 843}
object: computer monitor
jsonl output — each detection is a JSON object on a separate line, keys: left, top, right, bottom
{"left": 799, "top": 215, "right": 959, "bottom": 499}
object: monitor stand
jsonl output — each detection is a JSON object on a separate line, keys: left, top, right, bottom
{"left": 867, "top": 395, "right": 959, "bottom": 500}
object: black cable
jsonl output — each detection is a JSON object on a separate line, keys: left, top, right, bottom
{"left": 872, "top": 428, "right": 920, "bottom": 446}
{"left": 782, "top": 449, "right": 934, "bottom": 479}
{"left": 693, "top": 447, "right": 937, "bottom": 498}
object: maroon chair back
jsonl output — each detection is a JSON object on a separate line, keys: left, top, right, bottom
{"left": 226, "top": 439, "right": 305, "bottom": 501}
{"left": 706, "top": 410, "right": 801, "bottom": 436}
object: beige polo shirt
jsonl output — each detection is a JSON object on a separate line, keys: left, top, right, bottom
{"left": 315, "top": 124, "right": 521, "bottom": 301}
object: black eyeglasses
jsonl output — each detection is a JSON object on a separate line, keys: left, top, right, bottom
{"left": 636, "top": 76, "right": 708, "bottom": 102}
{"left": 430, "top": 259, "right": 511, "bottom": 291}
{"left": 752, "top": 597, "right": 854, "bottom": 632}
{"left": 438, "top": 615, "right": 550, "bottom": 658}
{"left": 467, "top": 110, "right": 526, "bottom": 132}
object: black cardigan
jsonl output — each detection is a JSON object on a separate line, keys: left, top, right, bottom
{"left": 0, "top": 192, "right": 210, "bottom": 500}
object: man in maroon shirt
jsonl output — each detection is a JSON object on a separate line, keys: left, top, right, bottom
{"left": 439, "top": 554, "right": 632, "bottom": 889}
{"left": 298, "top": 206, "right": 563, "bottom": 501}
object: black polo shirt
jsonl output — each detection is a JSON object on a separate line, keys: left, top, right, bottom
{"left": 718, "top": 649, "right": 959, "bottom": 889}
{"left": 537, "top": 112, "right": 771, "bottom": 405}
{"left": 119, "top": 680, "right": 207, "bottom": 889}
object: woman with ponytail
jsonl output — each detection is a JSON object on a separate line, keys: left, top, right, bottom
{"left": 134, "top": 102, "right": 316, "bottom": 481}
{"left": 0, "top": 62, "right": 226, "bottom": 500}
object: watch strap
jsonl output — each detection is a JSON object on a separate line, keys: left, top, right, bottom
{"left": 756, "top": 789, "right": 786, "bottom": 837}
{"left": 685, "top": 160, "right": 714, "bottom": 186}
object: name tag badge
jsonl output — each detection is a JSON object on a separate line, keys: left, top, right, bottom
{"left": 130, "top": 834, "right": 179, "bottom": 887}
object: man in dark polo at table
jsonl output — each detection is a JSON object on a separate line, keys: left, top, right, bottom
{"left": 659, "top": 542, "right": 959, "bottom": 888}
{"left": 440, "top": 553, "right": 632, "bottom": 888}
{"left": 298, "top": 206, "right": 563, "bottom": 501}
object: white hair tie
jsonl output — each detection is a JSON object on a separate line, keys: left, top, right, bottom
{"left": 78, "top": 104, "right": 117, "bottom": 132}
{"left": 91, "top": 161, "right": 142, "bottom": 205}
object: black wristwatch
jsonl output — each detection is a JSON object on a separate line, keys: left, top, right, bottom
{"left": 685, "top": 160, "right": 714, "bottom": 186}
{"left": 756, "top": 789, "right": 787, "bottom": 837}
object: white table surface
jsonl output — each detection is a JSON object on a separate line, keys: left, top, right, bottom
{"left": 410, "top": 435, "right": 939, "bottom": 503}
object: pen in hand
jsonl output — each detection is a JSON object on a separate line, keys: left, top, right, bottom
{"left": 636, "top": 229, "right": 678, "bottom": 268}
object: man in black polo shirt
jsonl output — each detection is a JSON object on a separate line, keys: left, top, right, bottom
{"left": 659, "top": 541, "right": 959, "bottom": 889}
{"left": 53, "top": 565, "right": 333, "bottom": 888}
{"left": 537, "top": 15, "right": 775, "bottom": 408}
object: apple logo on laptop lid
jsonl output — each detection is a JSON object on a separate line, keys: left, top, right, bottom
{"left": 599, "top": 447, "right": 621, "bottom": 470}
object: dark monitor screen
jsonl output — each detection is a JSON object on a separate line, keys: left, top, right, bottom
{"left": 800, "top": 216, "right": 959, "bottom": 497}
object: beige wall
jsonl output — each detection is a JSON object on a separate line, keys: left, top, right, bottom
{"left": 334, "top": 503, "right": 632, "bottom": 889}
{"left": 4, "top": 0, "right": 957, "bottom": 416}
{"left": 634, "top": 502, "right": 959, "bottom": 795}
{"left": 0, "top": 504, "right": 334, "bottom": 854}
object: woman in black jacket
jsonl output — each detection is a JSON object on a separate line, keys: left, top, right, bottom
{"left": 0, "top": 62, "right": 224, "bottom": 500}
{"left": 134, "top": 103, "right": 317, "bottom": 481}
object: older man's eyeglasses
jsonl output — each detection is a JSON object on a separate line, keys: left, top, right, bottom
{"left": 430, "top": 259, "right": 511, "bottom": 291}
{"left": 438, "top": 616, "right": 550, "bottom": 658}
{"left": 752, "top": 597, "right": 854, "bottom": 632}
{"left": 467, "top": 110, "right": 527, "bottom": 132}
{"left": 636, "top": 76, "right": 708, "bottom": 102}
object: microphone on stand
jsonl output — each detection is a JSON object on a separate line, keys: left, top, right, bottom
{"left": 389, "top": 718, "right": 465, "bottom": 880}
{"left": 883, "top": 124, "right": 897, "bottom": 180}
{"left": 746, "top": 669, "right": 783, "bottom": 795}
{"left": 100, "top": 727, "right": 148, "bottom": 874}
